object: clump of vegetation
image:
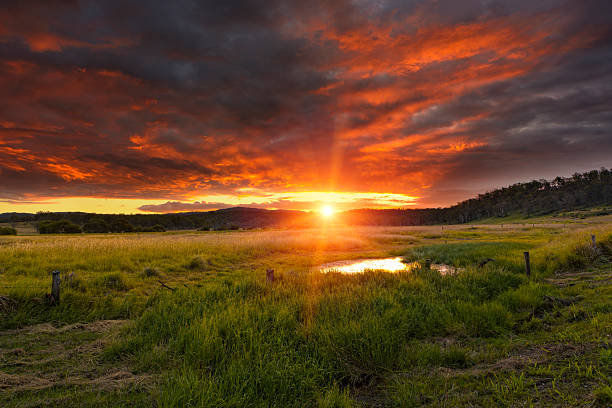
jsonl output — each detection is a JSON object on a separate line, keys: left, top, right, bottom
{"left": 187, "top": 255, "right": 208, "bottom": 270}
{"left": 0, "top": 226, "right": 16, "bottom": 235}
{"left": 142, "top": 267, "right": 161, "bottom": 277}
{"left": 82, "top": 217, "right": 111, "bottom": 233}
{"left": 316, "top": 384, "right": 353, "bottom": 408}
{"left": 110, "top": 219, "right": 135, "bottom": 233}
{"left": 535, "top": 228, "right": 612, "bottom": 274}
{"left": 95, "top": 273, "right": 131, "bottom": 291}
{"left": 64, "top": 272, "right": 87, "bottom": 292}
{"left": 594, "top": 385, "right": 612, "bottom": 407}
{"left": 37, "top": 219, "right": 82, "bottom": 233}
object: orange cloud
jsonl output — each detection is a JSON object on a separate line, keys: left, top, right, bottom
{"left": 0, "top": 1, "right": 610, "bottom": 210}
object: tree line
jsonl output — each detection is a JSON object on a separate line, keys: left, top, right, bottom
{"left": 1, "top": 168, "right": 610, "bottom": 232}
{"left": 345, "top": 168, "right": 612, "bottom": 225}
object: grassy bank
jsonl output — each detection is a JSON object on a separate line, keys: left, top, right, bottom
{"left": 1, "top": 223, "right": 611, "bottom": 406}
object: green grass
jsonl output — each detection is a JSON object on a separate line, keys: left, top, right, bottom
{"left": 1, "top": 222, "right": 611, "bottom": 406}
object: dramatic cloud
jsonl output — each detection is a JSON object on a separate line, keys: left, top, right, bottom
{"left": 1, "top": 0, "right": 611, "bottom": 212}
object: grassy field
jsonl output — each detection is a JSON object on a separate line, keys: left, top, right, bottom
{"left": 1, "top": 221, "right": 611, "bottom": 407}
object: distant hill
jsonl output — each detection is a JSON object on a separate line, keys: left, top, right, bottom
{"left": 346, "top": 167, "right": 612, "bottom": 225}
{"left": 1, "top": 207, "right": 313, "bottom": 231}
{"left": 1, "top": 168, "right": 611, "bottom": 231}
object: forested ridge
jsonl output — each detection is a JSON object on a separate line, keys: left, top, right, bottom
{"left": 1, "top": 168, "right": 611, "bottom": 231}
{"left": 346, "top": 167, "right": 612, "bottom": 225}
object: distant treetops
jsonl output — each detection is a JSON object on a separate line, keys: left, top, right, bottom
{"left": 0, "top": 226, "right": 17, "bottom": 235}
{"left": 37, "top": 218, "right": 166, "bottom": 234}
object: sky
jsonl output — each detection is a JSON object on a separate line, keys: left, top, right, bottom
{"left": 1, "top": 0, "right": 611, "bottom": 214}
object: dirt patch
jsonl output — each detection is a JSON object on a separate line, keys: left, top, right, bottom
{"left": 1, "top": 318, "right": 155, "bottom": 401}
{"left": 435, "top": 342, "right": 594, "bottom": 378}
{"left": 545, "top": 270, "right": 611, "bottom": 288}
{"left": 351, "top": 383, "right": 389, "bottom": 408}
{"left": 0, "top": 319, "right": 128, "bottom": 337}
{"left": 0, "top": 369, "right": 154, "bottom": 392}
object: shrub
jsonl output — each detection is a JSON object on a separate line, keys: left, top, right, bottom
{"left": 0, "top": 226, "right": 17, "bottom": 235}
{"left": 83, "top": 217, "right": 110, "bottom": 233}
{"left": 38, "top": 219, "right": 82, "bottom": 234}
{"left": 110, "top": 219, "right": 135, "bottom": 233}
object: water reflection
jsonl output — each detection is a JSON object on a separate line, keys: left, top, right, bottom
{"left": 319, "top": 257, "right": 457, "bottom": 275}
{"left": 319, "top": 257, "right": 415, "bottom": 274}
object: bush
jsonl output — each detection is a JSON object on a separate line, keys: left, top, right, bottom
{"left": 110, "top": 219, "right": 135, "bottom": 233}
{"left": 38, "top": 219, "right": 82, "bottom": 234}
{"left": 83, "top": 217, "right": 110, "bottom": 233}
{"left": 0, "top": 226, "right": 17, "bottom": 235}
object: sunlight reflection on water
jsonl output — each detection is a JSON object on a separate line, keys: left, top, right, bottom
{"left": 319, "top": 257, "right": 457, "bottom": 275}
{"left": 319, "top": 257, "right": 415, "bottom": 274}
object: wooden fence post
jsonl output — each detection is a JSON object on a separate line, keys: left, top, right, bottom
{"left": 51, "top": 270, "right": 60, "bottom": 305}
{"left": 523, "top": 252, "right": 531, "bottom": 277}
{"left": 591, "top": 234, "right": 596, "bottom": 249}
{"left": 266, "top": 269, "right": 274, "bottom": 283}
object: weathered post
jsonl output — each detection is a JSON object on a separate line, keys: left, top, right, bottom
{"left": 266, "top": 269, "right": 274, "bottom": 283}
{"left": 591, "top": 234, "right": 597, "bottom": 249}
{"left": 523, "top": 252, "right": 531, "bottom": 277}
{"left": 51, "top": 270, "right": 60, "bottom": 305}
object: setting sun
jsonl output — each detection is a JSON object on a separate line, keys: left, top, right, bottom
{"left": 321, "top": 205, "right": 335, "bottom": 218}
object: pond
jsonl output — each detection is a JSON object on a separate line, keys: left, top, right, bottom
{"left": 318, "top": 257, "right": 457, "bottom": 275}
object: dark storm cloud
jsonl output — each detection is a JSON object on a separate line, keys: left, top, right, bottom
{"left": 1, "top": 0, "right": 611, "bottom": 209}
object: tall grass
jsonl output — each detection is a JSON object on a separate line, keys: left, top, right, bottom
{"left": 0, "top": 229, "right": 382, "bottom": 327}
{"left": 104, "top": 261, "right": 560, "bottom": 406}
{"left": 2, "top": 224, "right": 610, "bottom": 406}
{"left": 404, "top": 225, "right": 612, "bottom": 277}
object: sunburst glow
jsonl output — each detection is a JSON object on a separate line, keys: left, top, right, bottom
{"left": 321, "top": 205, "right": 335, "bottom": 218}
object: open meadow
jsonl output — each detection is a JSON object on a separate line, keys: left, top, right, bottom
{"left": 1, "top": 219, "right": 611, "bottom": 407}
